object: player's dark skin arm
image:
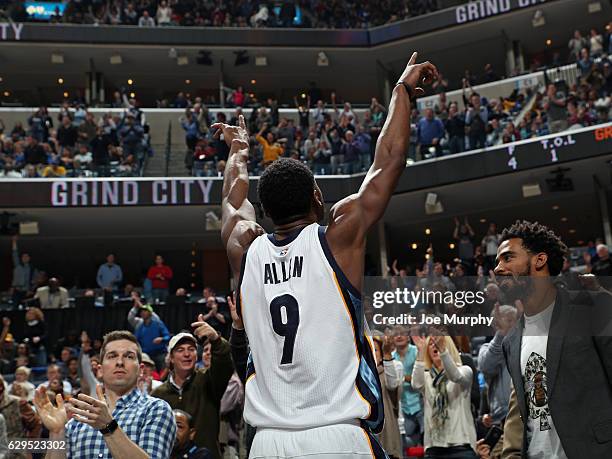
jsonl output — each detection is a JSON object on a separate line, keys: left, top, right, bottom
{"left": 326, "top": 52, "right": 438, "bottom": 291}
{"left": 216, "top": 115, "right": 264, "bottom": 281}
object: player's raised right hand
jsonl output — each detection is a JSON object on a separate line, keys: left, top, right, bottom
{"left": 211, "top": 115, "right": 249, "bottom": 150}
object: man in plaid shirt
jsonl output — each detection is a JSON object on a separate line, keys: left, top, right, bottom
{"left": 34, "top": 330, "right": 176, "bottom": 459}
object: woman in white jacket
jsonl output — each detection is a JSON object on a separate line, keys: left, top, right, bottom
{"left": 412, "top": 335, "right": 477, "bottom": 459}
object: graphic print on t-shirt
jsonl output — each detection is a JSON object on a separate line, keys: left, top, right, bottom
{"left": 524, "top": 352, "right": 551, "bottom": 431}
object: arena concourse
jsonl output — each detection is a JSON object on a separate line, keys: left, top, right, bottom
{"left": 0, "top": 0, "right": 612, "bottom": 458}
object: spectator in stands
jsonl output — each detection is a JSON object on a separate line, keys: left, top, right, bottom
{"left": 127, "top": 303, "right": 170, "bottom": 371}
{"left": 78, "top": 111, "right": 97, "bottom": 145}
{"left": 138, "top": 9, "right": 155, "bottom": 26}
{"left": 256, "top": 123, "right": 284, "bottom": 167}
{"left": 393, "top": 331, "right": 424, "bottom": 450}
{"left": 28, "top": 107, "right": 52, "bottom": 142}
{"left": 34, "top": 277, "right": 69, "bottom": 309}
{"left": 137, "top": 353, "right": 163, "bottom": 395}
{"left": 568, "top": 30, "right": 588, "bottom": 61}
{"left": 10, "top": 235, "right": 37, "bottom": 307}
{"left": 0, "top": 373, "right": 40, "bottom": 452}
{"left": 97, "top": 253, "right": 123, "bottom": 295}
{"left": 34, "top": 330, "right": 177, "bottom": 459}
{"left": 42, "top": 159, "right": 67, "bottom": 178}
{"left": 454, "top": 217, "right": 476, "bottom": 268}
{"left": 339, "top": 130, "right": 360, "bottom": 173}
{"left": 370, "top": 333, "right": 403, "bottom": 458}
{"left": 171, "top": 409, "right": 213, "bottom": 459}
{"left": 412, "top": 335, "right": 477, "bottom": 457}
{"left": 90, "top": 126, "right": 113, "bottom": 176}
{"left": 57, "top": 115, "right": 78, "bottom": 150}
{"left": 481, "top": 222, "right": 500, "bottom": 273}
{"left": 119, "top": 113, "right": 145, "bottom": 165}
{"left": 417, "top": 108, "right": 445, "bottom": 158}
{"left": 199, "top": 296, "right": 230, "bottom": 339}
{"left": 545, "top": 83, "right": 568, "bottom": 133}
{"left": 485, "top": 118, "right": 503, "bottom": 147}
{"left": 445, "top": 102, "right": 465, "bottom": 154}
{"left": 577, "top": 47, "right": 594, "bottom": 77}
{"left": 24, "top": 136, "right": 46, "bottom": 165}
{"left": 231, "top": 86, "right": 246, "bottom": 107}
{"left": 9, "top": 367, "right": 35, "bottom": 402}
{"left": 589, "top": 28, "right": 604, "bottom": 57}
{"left": 152, "top": 326, "right": 233, "bottom": 459}
{"left": 482, "top": 63, "right": 499, "bottom": 84}
{"left": 181, "top": 109, "right": 200, "bottom": 152}
{"left": 65, "top": 357, "right": 80, "bottom": 395}
{"left": 38, "top": 363, "right": 72, "bottom": 397}
{"left": 465, "top": 92, "right": 488, "bottom": 150}
{"left": 147, "top": 254, "right": 173, "bottom": 302}
{"left": 73, "top": 143, "right": 93, "bottom": 171}
{"left": 477, "top": 304, "right": 518, "bottom": 454}
{"left": 156, "top": 0, "right": 172, "bottom": 25}
{"left": 586, "top": 243, "right": 612, "bottom": 276}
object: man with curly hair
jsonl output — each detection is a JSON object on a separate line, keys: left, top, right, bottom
{"left": 495, "top": 220, "right": 612, "bottom": 459}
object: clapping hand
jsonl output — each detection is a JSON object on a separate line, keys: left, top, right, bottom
{"left": 33, "top": 386, "right": 67, "bottom": 434}
{"left": 66, "top": 385, "right": 114, "bottom": 430}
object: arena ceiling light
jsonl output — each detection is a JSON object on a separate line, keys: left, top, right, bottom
{"left": 317, "top": 51, "right": 329, "bottom": 67}
{"left": 234, "top": 51, "right": 249, "bottom": 66}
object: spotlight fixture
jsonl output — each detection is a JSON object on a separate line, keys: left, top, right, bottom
{"left": 411, "top": 243, "right": 418, "bottom": 250}
{"left": 57, "top": 77, "right": 64, "bottom": 84}
{"left": 546, "top": 167, "right": 573, "bottom": 192}
{"left": 425, "top": 228, "right": 431, "bottom": 235}
{"left": 196, "top": 51, "right": 212, "bottom": 66}
{"left": 127, "top": 79, "right": 134, "bottom": 85}
{"left": 449, "top": 243, "right": 455, "bottom": 249}
{"left": 234, "top": 50, "right": 249, "bottom": 66}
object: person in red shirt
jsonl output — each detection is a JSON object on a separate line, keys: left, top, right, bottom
{"left": 147, "top": 255, "right": 173, "bottom": 303}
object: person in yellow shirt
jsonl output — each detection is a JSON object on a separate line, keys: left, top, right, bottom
{"left": 42, "top": 162, "right": 67, "bottom": 177}
{"left": 256, "top": 123, "right": 284, "bottom": 167}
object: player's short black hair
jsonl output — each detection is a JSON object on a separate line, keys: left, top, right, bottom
{"left": 500, "top": 220, "right": 568, "bottom": 276}
{"left": 257, "top": 158, "right": 315, "bottom": 225}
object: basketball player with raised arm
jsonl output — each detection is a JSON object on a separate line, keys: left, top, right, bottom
{"left": 215, "top": 52, "right": 438, "bottom": 459}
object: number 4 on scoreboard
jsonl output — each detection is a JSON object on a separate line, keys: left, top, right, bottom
{"left": 508, "top": 157, "right": 518, "bottom": 170}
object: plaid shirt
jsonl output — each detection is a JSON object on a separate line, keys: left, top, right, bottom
{"left": 65, "top": 388, "right": 176, "bottom": 459}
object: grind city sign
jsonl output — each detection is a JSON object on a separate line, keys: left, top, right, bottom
{"left": 50, "top": 179, "right": 214, "bottom": 207}
{"left": 455, "top": 0, "right": 547, "bottom": 24}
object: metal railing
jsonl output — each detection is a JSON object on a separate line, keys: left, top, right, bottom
{"left": 163, "top": 120, "right": 172, "bottom": 177}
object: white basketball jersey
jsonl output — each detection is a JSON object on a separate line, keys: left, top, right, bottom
{"left": 237, "top": 223, "right": 384, "bottom": 432}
